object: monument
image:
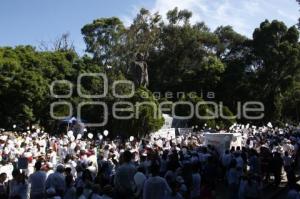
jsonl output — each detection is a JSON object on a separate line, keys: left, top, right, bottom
{"left": 127, "top": 53, "right": 149, "bottom": 87}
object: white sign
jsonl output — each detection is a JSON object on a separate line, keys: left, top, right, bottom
{"left": 151, "top": 128, "right": 176, "bottom": 140}
{"left": 161, "top": 114, "right": 173, "bottom": 129}
{"left": 178, "top": 128, "right": 192, "bottom": 135}
{"left": 203, "top": 133, "right": 242, "bottom": 154}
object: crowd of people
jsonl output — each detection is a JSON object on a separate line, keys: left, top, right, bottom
{"left": 0, "top": 124, "right": 299, "bottom": 199}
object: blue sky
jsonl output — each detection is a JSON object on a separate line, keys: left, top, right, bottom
{"left": 0, "top": 0, "right": 299, "bottom": 54}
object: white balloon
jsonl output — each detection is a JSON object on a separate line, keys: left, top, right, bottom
{"left": 103, "top": 130, "right": 109, "bottom": 136}
{"left": 83, "top": 128, "right": 87, "bottom": 132}
{"left": 129, "top": 136, "right": 134, "bottom": 141}
{"left": 88, "top": 133, "right": 93, "bottom": 139}
{"left": 26, "top": 126, "right": 30, "bottom": 130}
{"left": 77, "top": 134, "right": 82, "bottom": 140}
{"left": 36, "top": 128, "right": 41, "bottom": 133}
{"left": 267, "top": 122, "right": 273, "bottom": 128}
{"left": 13, "top": 124, "right": 16, "bottom": 129}
{"left": 70, "top": 142, "right": 76, "bottom": 149}
{"left": 265, "top": 126, "right": 270, "bottom": 133}
{"left": 67, "top": 130, "right": 74, "bottom": 137}
{"left": 99, "top": 134, "right": 103, "bottom": 140}
{"left": 0, "top": 135, "right": 7, "bottom": 141}
{"left": 70, "top": 135, "right": 75, "bottom": 142}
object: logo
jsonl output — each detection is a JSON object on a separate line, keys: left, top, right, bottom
{"left": 50, "top": 73, "right": 265, "bottom": 127}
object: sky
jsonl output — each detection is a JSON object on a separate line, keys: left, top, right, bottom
{"left": 0, "top": 0, "right": 299, "bottom": 54}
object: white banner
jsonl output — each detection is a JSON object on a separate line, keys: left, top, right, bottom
{"left": 151, "top": 128, "right": 176, "bottom": 140}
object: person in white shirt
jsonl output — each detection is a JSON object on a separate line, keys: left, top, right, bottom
{"left": 28, "top": 161, "right": 47, "bottom": 199}
{"left": 46, "top": 162, "right": 55, "bottom": 178}
{"left": 50, "top": 149, "right": 58, "bottom": 166}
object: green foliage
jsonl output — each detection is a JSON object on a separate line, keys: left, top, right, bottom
{"left": 81, "top": 17, "right": 125, "bottom": 65}
{"left": 148, "top": 13, "right": 224, "bottom": 93}
{"left": 251, "top": 20, "right": 300, "bottom": 122}
{"left": 109, "top": 87, "right": 164, "bottom": 137}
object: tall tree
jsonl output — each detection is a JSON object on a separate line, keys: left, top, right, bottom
{"left": 251, "top": 20, "right": 300, "bottom": 122}
{"left": 125, "top": 8, "right": 161, "bottom": 57}
{"left": 81, "top": 17, "right": 125, "bottom": 66}
{"left": 149, "top": 8, "right": 224, "bottom": 95}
